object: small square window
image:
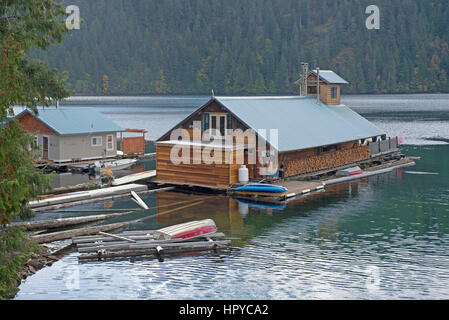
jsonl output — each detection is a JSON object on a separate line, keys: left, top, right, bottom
{"left": 91, "top": 136, "right": 102, "bottom": 147}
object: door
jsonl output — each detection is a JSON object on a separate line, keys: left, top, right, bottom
{"left": 210, "top": 114, "right": 226, "bottom": 137}
{"left": 42, "top": 136, "right": 49, "bottom": 160}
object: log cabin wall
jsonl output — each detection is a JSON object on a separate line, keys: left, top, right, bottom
{"left": 157, "top": 143, "right": 237, "bottom": 188}
{"left": 156, "top": 141, "right": 255, "bottom": 188}
{"left": 307, "top": 73, "right": 341, "bottom": 105}
{"left": 319, "top": 83, "right": 340, "bottom": 105}
{"left": 280, "top": 141, "right": 370, "bottom": 177}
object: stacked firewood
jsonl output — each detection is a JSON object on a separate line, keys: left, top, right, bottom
{"left": 285, "top": 146, "right": 370, "bottom": 177}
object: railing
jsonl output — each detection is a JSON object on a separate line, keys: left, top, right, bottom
{"left": 368, "top": 137, "right": 399, "bottom": 156}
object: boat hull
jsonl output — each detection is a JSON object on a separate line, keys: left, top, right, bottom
{"left": 153, "top": 219, "right": 217, "bottom": 240}
{"left": 235, "top": 183, "right": 287, "bottom": 193}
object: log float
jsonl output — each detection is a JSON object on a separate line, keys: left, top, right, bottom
{"left": 10, "top": 211, "right": 138, "bottom": 231}
{"left": 32, "top": 200, "right": 205, "bottom": 244}
{"left": 73, "top": 218, "right": 231, "bottom": 261}
{"left": 77, "top": 240, "right": 231, "bottom": 260}
{"left": 32, "top": 187, "right": 175, "bottom": 212}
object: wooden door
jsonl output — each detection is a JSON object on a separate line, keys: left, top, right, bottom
{"left": 42, "top": 136, "right": 49, "bottom": 160}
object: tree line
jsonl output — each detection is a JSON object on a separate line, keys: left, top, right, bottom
{"left": 30, "top": 0, "right": 449, "bottom": 95}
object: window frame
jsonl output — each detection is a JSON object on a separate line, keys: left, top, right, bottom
{"left": 91, "top": 136, "right": 103, "bottom": 147}
{"left": 106, "top": 134, "right": 114, "bottom": 151}
{"left": 331, "top": 86, "right": 338, "bottom": 99}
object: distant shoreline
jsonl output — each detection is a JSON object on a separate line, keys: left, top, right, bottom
{"left": 64, "top": 92, "right": 449, "bottom": 98}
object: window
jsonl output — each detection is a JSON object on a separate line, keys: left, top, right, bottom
{"left": 91, "top": 136, "right": 102, "bottom": 147}
{"left": 203, "top": 112, "right": 210, "bottom": 131}
{"left": 227, "top": 113, "right": 232, "bottom": 131}
{"left": 321, "top": 144, "right": 338, "bottom": 153}
{"left": 208, "top": 113, "right": 227, "bottom": 138}
{"left": 106, "top": 134, "right": 114, "bottom": 151}
{"left": 331, "top": 87, "right": 338, "bottom": 99}
{"left": 308, "top": 86, "right": 317, "bottom": 94}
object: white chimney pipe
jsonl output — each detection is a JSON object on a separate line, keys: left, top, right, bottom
{"left": 316, "top": 67, "right": 320, "bottom": 104}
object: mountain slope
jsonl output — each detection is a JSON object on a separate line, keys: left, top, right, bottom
{"left": 31, "top": 0, "right": 449, "bottom": 95}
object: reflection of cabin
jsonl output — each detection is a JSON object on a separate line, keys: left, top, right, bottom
{"left": 155, "top": 69, "right": 386, "bottom": 189}
{"left": 15, "top": 108, "right": 124, "bottom": 163}
{"left": 156, "top": 192, "right": 243, "bottom": 231}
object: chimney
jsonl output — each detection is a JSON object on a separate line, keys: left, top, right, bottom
{"left": 300, "top": 62, "right": 309, "bottom": 96}
{"left": 316, "top": 67, "right": 320, "bottom": 104}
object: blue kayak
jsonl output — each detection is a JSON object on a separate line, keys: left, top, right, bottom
{"left": 235, "top": 183, "right": 287, "bottom": 193}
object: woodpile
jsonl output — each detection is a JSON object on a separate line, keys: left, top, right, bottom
{"left": 285, "top": 146, "right": 370, "bottom": 177}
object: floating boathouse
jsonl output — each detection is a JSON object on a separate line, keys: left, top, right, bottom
{"left": 155, "top": 68, "right": 387, "bottom": 189}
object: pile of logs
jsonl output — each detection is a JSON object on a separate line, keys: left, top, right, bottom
{"left": 285, "top": 146, "right": 370, "bottom": 177}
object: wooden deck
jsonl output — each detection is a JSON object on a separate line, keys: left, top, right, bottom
{"left": 229, "top": 180, "right": 324, "bottom": 201}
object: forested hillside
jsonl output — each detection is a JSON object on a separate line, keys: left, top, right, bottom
{"left": 30, "top": 0, "right": 449, "bottom": 95}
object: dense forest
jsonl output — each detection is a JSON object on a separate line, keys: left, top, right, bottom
{"left": 30, "top": 0, "right": 449, "bottom": 95}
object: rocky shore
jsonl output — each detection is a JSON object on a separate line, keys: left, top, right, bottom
{"left": 18, "top": 246, "right": 59, "bottom": 281}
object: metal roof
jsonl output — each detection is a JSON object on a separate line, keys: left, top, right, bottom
{"left": 15, "top": 108, "right": 124, "bottom": 135}
{"left": 214, "top": 96, "right": 384, "bottom": 152}
{"left": 310, "top": 70, "right": 348, "bottom": 84}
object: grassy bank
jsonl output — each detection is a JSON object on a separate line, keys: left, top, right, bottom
{"left": 0, "top": 227, "right": 42, "bottom": 300}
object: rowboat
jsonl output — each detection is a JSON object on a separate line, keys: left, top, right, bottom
{"left": 235, "top": 183, "right": 287, "bottom": 193}
{"left": 153, "top": 219, "right": 217, "bottom": 240}
{"left": 336, "top": 166, "right": 363, "bottom": 177}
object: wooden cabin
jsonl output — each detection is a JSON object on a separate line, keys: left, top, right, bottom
{"left": 305, "top": 69, "right": 348, "bottom": 105}
{"left": 155, "top": 70, "right": 385, "bottom": 189}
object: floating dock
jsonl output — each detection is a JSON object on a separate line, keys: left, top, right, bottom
{"left": 72, "top": 230, "right": 230, "bottom": 260}
{"left": 228, "top": 180, "right": 324, "bottom": 202}
{"left": 228, "top": 157, "right": 416, "bottom": 203}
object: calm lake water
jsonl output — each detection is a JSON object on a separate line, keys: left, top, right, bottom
{"left": 14, "top": 94, "right": 449, "bottom": 299}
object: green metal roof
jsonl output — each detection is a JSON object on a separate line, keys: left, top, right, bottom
{"left": 15, "top": 108, "right": 124, "bottom": 136}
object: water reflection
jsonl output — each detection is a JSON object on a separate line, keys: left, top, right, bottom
{"left": 15, "top": 146, "right": 449, "bottom": 299}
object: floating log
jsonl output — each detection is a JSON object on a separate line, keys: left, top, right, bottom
{"left": 131, "top": 190, "right": 149, "bottom": 209}
{"left": 98, "top": 231, "right": 136, "bottom": 243}
{"left": 32, "top": 200, "right": 204, "bottom": 244}
{"left": 112, "top": 170, "right": 156, "bottom": 186}
{"left": 11, "top": 211, "right": 136, "bottom": 231}
{"left": 29, "top": 184, "right": 149, "bottom": 209}
{"left": 78, "top": 239, "right": 231, "bottom": 260}
{"left": 32, "top": 187, "right": 175, "bottom": 212}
